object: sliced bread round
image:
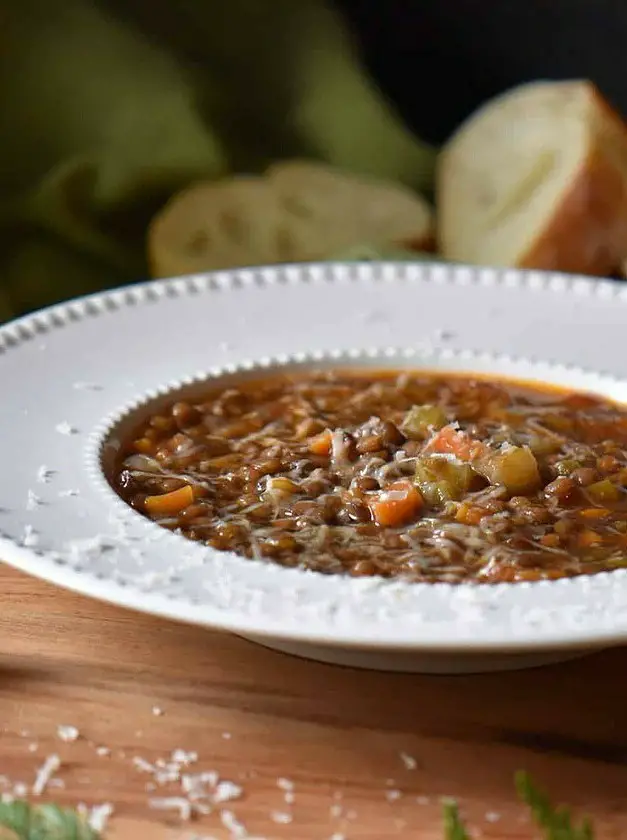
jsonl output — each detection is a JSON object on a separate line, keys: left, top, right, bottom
{"left": 148, "top": 160, "right": 433, "bottom": 277}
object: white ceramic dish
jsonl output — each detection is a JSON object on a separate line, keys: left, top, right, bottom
{"left": 3, "top": 261, "right": 627, "bottom": 674}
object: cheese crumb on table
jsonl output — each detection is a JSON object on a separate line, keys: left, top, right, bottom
{"left": 32, "top": 754, "right": 61, "bottom": 796}
{"left": 399, "top": 751, "right": 417, "bottom": 770}
{"left": 57, "top": 724, "right": 80, "bottom": 743}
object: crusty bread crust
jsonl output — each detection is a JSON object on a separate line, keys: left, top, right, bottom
{"left": 395, "top": 231, "right": 436, "bottom": 253}
{"left": 519, "top": 148, "right": 627, "bottom": 274}
{"left": 520, "top": 91, "right": 627, "bottom": 275}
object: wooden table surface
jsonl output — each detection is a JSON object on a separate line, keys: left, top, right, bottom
{"left": 2, "top": 563, "right": 627, "bottom": 839}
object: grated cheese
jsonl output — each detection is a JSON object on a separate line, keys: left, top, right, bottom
{"left": 133, "top": 756, "right": 156, "bottom": 774}
{"left": 26, "top": 490, "right": 43, "bottom": 511}
{"left": 72, "top": 381, "right": 103, "bottom": 391}
{"left": 57, "top": 724, "right": 80, "bottom": 743}
{"left": 219, "top": 809, "right": 247, "bottom": 838}
{"left": 172, "top": 749, "right": 198, "bottom": 766}
{"left": 181, "top": 770, "right": 219, "bottom": 797}
{"left": 399, "top": 751, "right": 417, "bottom": 770}
{"left": 55, "top": 421, "right": 79, "bottom": 436}
{"left": 270, "top": 811, "right": 292, "bottom": 824}
{"left": 213, "top": 781, "right": 243, "bottom": 804}
{"left": 22, "top": 525, "right": 39, "bottom": 547}
{"left": 32, "top": 754, "right": 60, "bottom": 796}
{"left": 36, "top": 465, "right": 55, "bottom": 483}
{"left": 88, "top": 803, "right": 114, "bottom": 832}
{"left": 149, "top": 796, "right": 192, "bottom": 821}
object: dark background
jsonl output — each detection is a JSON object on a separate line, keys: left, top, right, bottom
{"left": 336, "top": 0, "right": 627, "bottom": 143}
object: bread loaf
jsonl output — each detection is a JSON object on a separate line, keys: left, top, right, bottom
{"left": 437, "top": 80, "right": 627, "bottom": 276}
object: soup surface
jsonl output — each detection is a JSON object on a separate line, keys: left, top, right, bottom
{"left": 113, "top": 370, "right": 627, "bottom": 583}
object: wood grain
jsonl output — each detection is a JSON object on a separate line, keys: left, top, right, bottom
{"left": 2, "top": 563, "right": 627, "bottom": 839}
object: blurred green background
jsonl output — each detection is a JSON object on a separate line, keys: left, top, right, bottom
{"left": 0, "top": 0, "right": 436, "bottom": 322}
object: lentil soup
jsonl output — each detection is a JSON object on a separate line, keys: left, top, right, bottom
{"left": 112, "top": 369, "right": 627, "bottom": 583}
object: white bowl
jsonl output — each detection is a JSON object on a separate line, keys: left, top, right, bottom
{"left": 2, "top": 260, "right": 627, "bottom": 673}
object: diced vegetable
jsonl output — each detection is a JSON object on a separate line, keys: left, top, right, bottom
{"left": 414, "top": 457, "right": 475, "bottom": 506}
{"left": 415, "top": 476, "right": 453, "bottom": 507}
{"left": 425, "top": 425, "right": 489, "bottom": 461}
{"left": 475, "top": 445, "right": 540, "bottom": 493}
{"left": 144, "top": 484, "right": 195, "bottom": 516}
{"left": 586, "top": 479, "right": 621, "bottom": 504}
{"left": 555, "top": 459, "right": 581, "bottom": 476}
{"left": 401, "top": 404, "right": 447, "bottom": 440}
{"left": 368, "top": 479, "right": 424, "bottom": 527}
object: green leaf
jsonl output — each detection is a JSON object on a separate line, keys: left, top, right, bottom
{"left": 0, "top": 801, "right": 99, "bottom": 840}
{"left": 515, "top": 771, "right": 595, "bottom": 840}
{"left": 442, "top": 799, "right": 471, "bottom": 840}
{"left": 0, "top": 800, "right": 31, "bottom": 836}
{"left": 440, "top": 773, "right": 596, "bottom": 840}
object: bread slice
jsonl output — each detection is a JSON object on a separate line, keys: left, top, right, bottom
{"left": 148, "top": 160, "right": 433, "bottom": 277}
{"left": 437, "top": 80, "right": 627, "bottom": 276}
